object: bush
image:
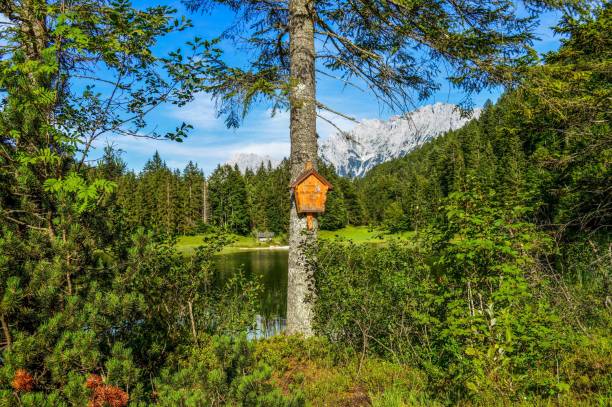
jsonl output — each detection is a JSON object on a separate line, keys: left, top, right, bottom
{"left": 313, "top": 239, "right": 433, "bottom": 362}
{"left": 313, "top": 191, "right": 610, "bottom": 404}
{"left": 154, "top": 335, "right": 305, "bottom": 406}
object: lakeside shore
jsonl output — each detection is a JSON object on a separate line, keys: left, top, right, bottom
{"left": 175, "top": 226, "right": 415, "bottom": 255}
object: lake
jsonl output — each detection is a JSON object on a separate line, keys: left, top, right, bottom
{"left": 215, "top": 249, "right": 288, "bottom": 337}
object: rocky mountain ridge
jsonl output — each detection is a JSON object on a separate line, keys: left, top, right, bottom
{"left": 226, "top": 103, "right": 480, "bottom": 177}
{"left": 319, "top": 103, "right": 481, "bottom": 177}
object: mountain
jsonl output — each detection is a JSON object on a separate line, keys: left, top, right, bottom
{"left": 320, "top": 103, "right": 481, "bottom": 178}
{"left": 226, "top": 153, "right": 280, "bottom": 173}
{"left": 226, "top": 104, "right": 480, "bottom": 177}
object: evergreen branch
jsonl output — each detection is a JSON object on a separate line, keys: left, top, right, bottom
{"left": 316, "top": 101, "right": 359, "bottom": 123}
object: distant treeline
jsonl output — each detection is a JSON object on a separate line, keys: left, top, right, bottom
{"left": 101, "top": 150, "right": 366, "bottom": 236}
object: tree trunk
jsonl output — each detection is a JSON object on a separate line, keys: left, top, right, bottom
{"left": 1, "top": 314, "right": 11, "bottom": 350}
{"left": 204, "top": 180, "right": 209, "bottom": 223}
{"left": 187, "top": 300, "right": 198, "bottom": 344}
{"left": 286, "top": 0, "right": 317, "bottom": 336}
{"left": 166, "top": 180, "right": 171, "bottom": 232}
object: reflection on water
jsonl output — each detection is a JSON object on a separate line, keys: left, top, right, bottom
{"left": 215, "top": 249, "right": 288, "bottom": 338}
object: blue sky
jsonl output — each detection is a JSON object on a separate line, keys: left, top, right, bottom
{"left": 92, "top": 2, "right": 566, "bottom": 174}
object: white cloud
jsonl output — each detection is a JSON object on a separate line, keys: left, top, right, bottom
{"left": 231, "top": 141, "right": 290, "bottom": 158}
{"left": 93, "top": 132, "right": 290, "bottom": 173}
{"left": 98, "top": 136, "right": 226, "bottom": 159}
{"left": 166, "top": 93, "right": 219, "bottom": 130}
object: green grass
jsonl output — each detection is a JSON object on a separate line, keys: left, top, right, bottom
{"left": 176, "top": 226, "right": 414, "bottom": 255}
{"left": 176, "top": 233, "right": 288, "bottom": 255}
{"left": 318, "top": 225, "right": 413, "bottom": 243}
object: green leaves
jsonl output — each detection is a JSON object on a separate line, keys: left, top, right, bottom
{"left": 313, "top": 239, "right": 432, "bottom": 361}
{"left": 154, "top": 335, "right": 303, "bottom": 406}
{"left": 44, "top": 173, "right": 117, "bottom": 214}
{"left": 425, "top": 190, "right": 566, "bottom": 398}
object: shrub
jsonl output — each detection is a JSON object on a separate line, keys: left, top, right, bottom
{"left": 313, "top": 238, "right": 433, "bottom": 363}
{"left": 154, "top": 335, "right": 304, "bottom": 406}
{"left": 313, "top": 190, "right": 609, "bottom": 403}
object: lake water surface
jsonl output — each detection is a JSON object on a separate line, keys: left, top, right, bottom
{"left": 215, "top": 249, "right": 288, "bottom": 337}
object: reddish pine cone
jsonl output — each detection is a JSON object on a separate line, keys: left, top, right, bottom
{"left": 11, "top": 369, "right": 34, "bottom": 392}
{"left": 89, "top": 384, "right": 129, "bottom": 407}
{"left": 86, "top": 374, "right": 104, "bottom": 389}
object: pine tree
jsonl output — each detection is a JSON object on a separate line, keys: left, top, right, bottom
{"left": 207, "top": 165, "right": 250, "bottom": 234}
{"left": 0, "top": 0, "right": 211, "bottom": 402}
{"left": 318, "top": 162, "right": 348, "bottom": 230}
{"left": 182, "top": 161, "right": 207, "bottom": 235}
{"left": 337, "top": 178, "right": 365, "bottom": 226}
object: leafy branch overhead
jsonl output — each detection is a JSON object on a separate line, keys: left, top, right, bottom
{"left": 1, "top": 0, "right": 215, "bottom": 150}
{"left": 186, "top": 0, "right": 592, "bottom": 126}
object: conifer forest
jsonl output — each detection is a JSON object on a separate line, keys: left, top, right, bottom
{"left": 0, "top": 0, "right": 610, "bottom": 406}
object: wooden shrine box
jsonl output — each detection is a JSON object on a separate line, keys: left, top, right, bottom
{"left": 290, "top": 162, "right": 333, "bottom": 216}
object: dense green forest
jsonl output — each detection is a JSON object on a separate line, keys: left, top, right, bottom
{"left": 108, "top": 152, "right": 358, "bottom": 237}
{"left": 0, "top": 1, "right": 610, "bottom": 406}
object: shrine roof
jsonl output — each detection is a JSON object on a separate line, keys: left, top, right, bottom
{"left": 290, "top": 168, "right": 334, "bottom": 189}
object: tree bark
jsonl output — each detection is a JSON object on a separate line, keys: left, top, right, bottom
{"left": 187, "top": 300, "right": 198, "bottom": 344}
{"left": 202, "top": 179, "right": 208, "bottom": 223}
{"left": 286, "top": 0, "right": 317, "bottom": 336}
{"left": 1, "top": 314, "right": 11, "bottom": 349}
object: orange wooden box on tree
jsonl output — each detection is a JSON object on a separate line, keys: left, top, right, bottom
{"left": 290, "top": 161, "right": 333, "bottom": 230}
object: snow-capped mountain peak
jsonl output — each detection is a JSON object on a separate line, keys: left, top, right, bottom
{"left": 226, "top": 153, "right": 280, "bottom": 173}
{"left": 320, "top": 103, "right": 480, "bottom": 178}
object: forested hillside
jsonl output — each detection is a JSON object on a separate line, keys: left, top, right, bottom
{"left": 358, "top": 12, "right": 610, "bottom": 240}
{"left": 123, "top": 17, "right": 610, "bottom": 244}
{"left": 312, "top": 7, "right": 611, "bottom": 403}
